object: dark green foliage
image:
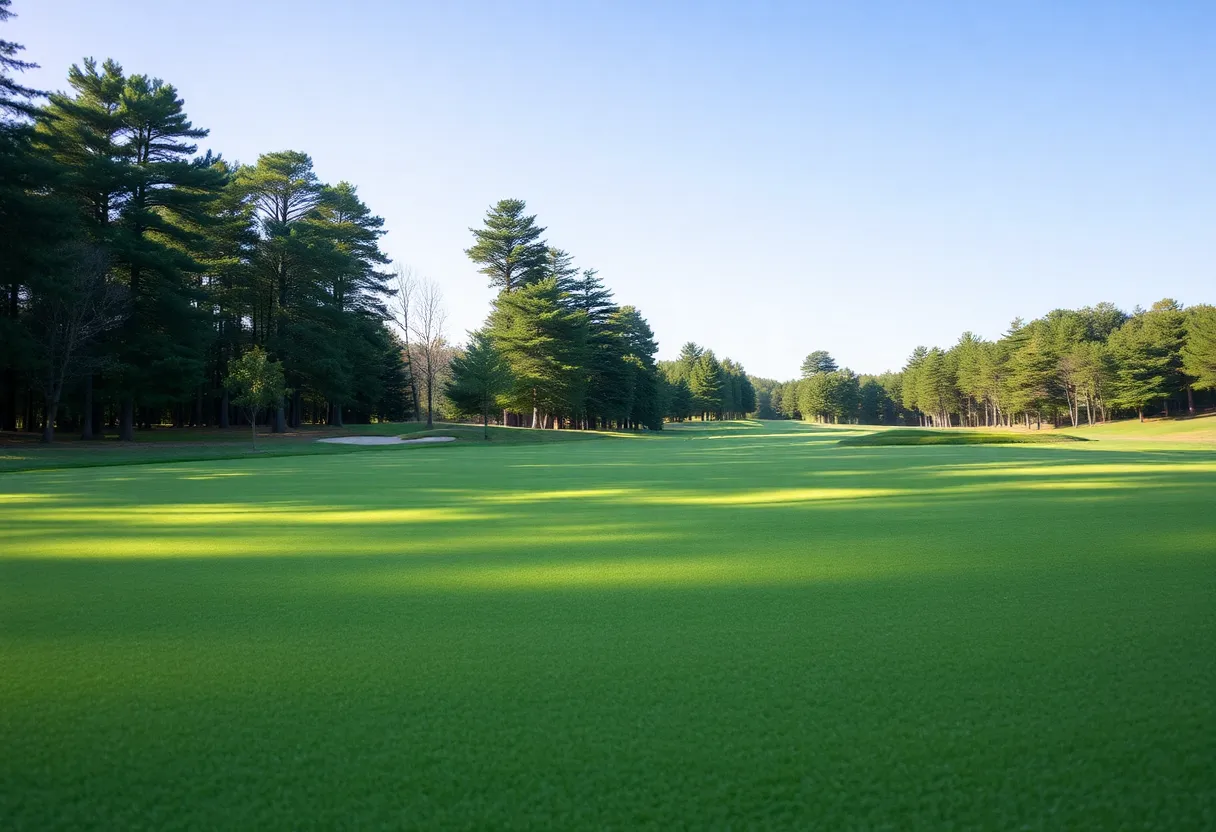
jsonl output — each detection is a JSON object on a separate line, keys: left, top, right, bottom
{"left": 465, "top": 198, "right": 548, "bottom": 292}
{"left": 445, "top": 329, "right": 510, "bottom": 437}
{"left": 488, "top": 277, "right": 586, "bottom": 424}
{"left": 689, "top": 350, "right": 722, "bottom": 418}
{"left": 3, "top": 23, "right": 405, "bottom": 438}
{"left": 800, "top": 350, "right": 837, "bottom": 377}
{"left": 1182, "top": 305, "right": 1216, "bottom": 391}
{"left": 1108, "top": 313, "right": 1173, "bottom": 419}
{"left": 463, "top": 201, "right": 664, "bottom": 431}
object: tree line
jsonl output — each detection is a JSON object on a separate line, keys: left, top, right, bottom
{"left": 445, "top": 200, "right": 763, "bottom": 433}
{"left": 447, "top": 199, "right": 664, "bottom": 430}
{"left": 658, "top": 342, "right": 755, "bottom": 422}
{"left": 1, "top": 3, "right": 412, "bottom": 441}
{"left": 755, "top": 301, "right": 1216, "bottom": 428}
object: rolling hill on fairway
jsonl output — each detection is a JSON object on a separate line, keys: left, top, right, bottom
{"left": 2, "top": 420, "right": 1213, "bottom": 828}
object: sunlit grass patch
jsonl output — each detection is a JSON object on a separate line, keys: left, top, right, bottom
{"left": 838, "top": 429, "right": 1087, "bottom": 447}
{"left": 0, "top": 419, "right": 1212, "bottom": 828}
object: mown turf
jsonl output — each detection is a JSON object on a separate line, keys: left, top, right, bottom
{"left": 0, "top": 422, "right": 624, "bottom": 474}
{"left": 838, "top": 428, "right": 1087, "bottom": 447}
{"left": 2, "top": 420, "right": 1214, "bottom": 829}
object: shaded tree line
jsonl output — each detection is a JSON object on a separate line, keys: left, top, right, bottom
{"left": 1, "top": 4, "right": 412, "bottom": 441}
{"left": 756, "top": 299, "right": 1216, "bottom": 428}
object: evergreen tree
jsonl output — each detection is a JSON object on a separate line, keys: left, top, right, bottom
{"left": 1182, "top": 305, "right": 1216, "bottom": 393}
{"left": 1140, "top": 299, "right": 1186, "bottom": 415}
{"left": 1007, "top": 325, "right": 1061, "bottom": 428}
{"left": 675, "top": 342, "right": 703, "bottom": 382}
{"left": 544, "top": 247, "right": 579, "bottom": 294}
{"left": 689, "top": 351, "right": 722, "bottom": 419}
{"left": 800, "top": 350, "right": 837, "bottom": 377}
{"left": 237, "top": 151, "right": 325, "bottom": 429}
{"left": 0, "top": 0, "right": 39, "bottom": 120}
{"left": 44, "top": 63, "right": 224, "bottom": 439}
{"left": 1, "top": 2, "right": 71, "bottom": 432}
{"left": 465, "top": 198, "right": 547, "bottom": 292}
{"left": 488, "top": 277, "right": 585, "bottom": 427}
{"left": 1108, "top": 315, "right": 1171, "bottom": 421}
{"left": 445, "top": 329, "right": 510, "bottom": 437}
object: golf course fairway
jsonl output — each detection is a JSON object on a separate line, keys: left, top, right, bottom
{"left": 2, "top": 420, "right": 1213, "bottom": 828}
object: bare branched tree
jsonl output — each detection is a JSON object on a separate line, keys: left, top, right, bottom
{"left": 391, "top": 264, "right": 421, "bottom": 421}
{"left": 409, "top": 277, "right": 448, "bottom": 429}
{"left": 31, "top": 244, "right": 128, "bottom": 442}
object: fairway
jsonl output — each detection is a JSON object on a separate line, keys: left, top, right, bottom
{"left": 2, "top": 421, "right": 1214, "bottom": 828}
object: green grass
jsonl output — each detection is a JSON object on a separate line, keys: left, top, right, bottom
{"left": 838, "top": 428, "right": 1088, "bottom": 446}
{"left": 0, "top": 422, "right": 623, "bottom": 474}
{"left": 2, "top": 420, "right": 1214, "bottom": 828}
{"left": 1059, "top": 411, "right": 1216, "bottom": 446}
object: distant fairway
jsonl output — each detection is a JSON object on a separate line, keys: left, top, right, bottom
{"left": 2, "top": 420, "right": 1214, "bottom": 828}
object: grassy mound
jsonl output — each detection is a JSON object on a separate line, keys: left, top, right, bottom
{"left": 839, "top": 429, "right": 1088, "bottom": 447}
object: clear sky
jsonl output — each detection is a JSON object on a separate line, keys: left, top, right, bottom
{"left": 10, "top": 1, "right": 1215, "bottom": 378}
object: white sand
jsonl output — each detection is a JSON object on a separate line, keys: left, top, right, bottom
{"left": 316, "top": 435, "right": 456, "bottom": 446}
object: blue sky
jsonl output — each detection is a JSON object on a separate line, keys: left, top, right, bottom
{"left": 10, "top": 1, "right": 1215, "bottom": 378}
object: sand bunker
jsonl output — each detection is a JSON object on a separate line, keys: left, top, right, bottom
{"left": 317, "top": 435, "right": 456, "bottom": 446}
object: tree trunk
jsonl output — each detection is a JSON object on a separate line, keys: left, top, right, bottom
{"left": 80, "top": 375, "right": 94, "bottom": 440}
{"left": 1138, "top": 408, "right": 1144, "bottom": 422}
{"left": 41, "top": 393, "right": 59, "bottom": 443}
{"left": 251, "top": 407, "right": 258, "bottom": 450}
{"left": 219, "top": 387, "right": 230, "bottom": 428}
{"left": 1187, "top": 386, "right": 1195, "bottom": 415}
{"left": 119, "top": 397, "right": 135, "bottom": 441}
{"left": 1162, "top": 397, "right": 1169, "bottom": 418}
{"left": 273, "top": 402, "right": 286, "bottom": 433}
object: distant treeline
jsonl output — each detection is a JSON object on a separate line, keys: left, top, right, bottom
{"left": 753, "top": 300, "right": 1216, "bottom": 427}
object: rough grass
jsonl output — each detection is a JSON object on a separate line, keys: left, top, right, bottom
{"left": 2, "top": 420, "right": 1214, "bottom": 828}
{"left": 838, "top": 428, "right": 1088, "bottom": 447}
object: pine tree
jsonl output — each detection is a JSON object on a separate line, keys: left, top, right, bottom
{"left": 1140, "top": 299, "right": 1186, "bottom": 415}
{"left": 1108, "top": 315, "right": 1170, "bottom": 421}
{"left": 800, "top": 350, "right": 837, "bottom": 378}
{"left": 237, "top": 151, "right": 325, "bottom": 429}
{"left": 465, "top": 198, "right": 548, "bottom": 292}
{"left": 544, "top": 247, "right": 579, "bottom": 294}
{"left": 0, "top": 0, "right": 39, "bottom": 119}
{"left": 1, "top": 1, "right": 72, "bottom": 431}
{"left": 608, "top": 306, "right": 661, "bottom": 429}
{"left": 689, "top": 351, "right": 722, "bottom": 419}
{"left": 1182, "top": 305, "right": 1216, "bottom": 392}
{"left": 1007, "top": 326, "right": 1060, "bottom": 428}
{"left": 675, "top": 342, "right": 702, "bottom": 382}
{"left": 445, "top": 329, "right": 510, "bottom": 438}
{"left": 488, "top": 277, "right": 585, "bottom": 427}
